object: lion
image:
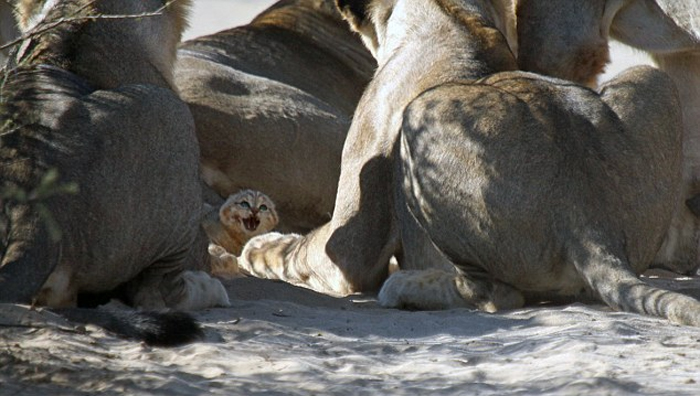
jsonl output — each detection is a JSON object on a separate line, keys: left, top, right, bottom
{"left": 174, "top": 0, "right": 376, "bottom": 233}
{"left": 238, "top": 0, "right": 700, "bottom": 327}
{"left": 0, "top": 0, "right": 229, "bottom": 314}
{"left": 515, "top": 0, "right": 700, "bottom": 275}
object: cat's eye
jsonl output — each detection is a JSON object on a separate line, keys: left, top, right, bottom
{"left": 238, "top": 201, "right": 251, "bottom": 209}
{"left": 259, "top": 205, "right": 268, "bottom": 212}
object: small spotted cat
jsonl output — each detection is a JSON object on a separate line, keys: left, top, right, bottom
{"left": 203, "top": 189, "right": 279, "bottom": 279}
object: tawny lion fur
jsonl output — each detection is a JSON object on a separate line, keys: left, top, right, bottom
{"left": 0, "top": 0, "right": 228, "bottom": 310}
{"left": 238, "top": 0, "right": 700, "bottom": 327}
{"left": 174, "top": 0, "right": 376, "bottom": 233}
{"left": 515, "top": 0, "right": 700, "bottom": 275}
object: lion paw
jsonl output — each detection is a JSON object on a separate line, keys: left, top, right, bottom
{"left": 379, "top": 269, "right": 471, "bottom": 310}
{"left": 238, "top": 232, "right": 301, "bottom": 278}
{"left": 172, "top": 270, "right": 230, "bottom": 311}
{"left": 379, "top": 269, "right": 524, "bottom": 312}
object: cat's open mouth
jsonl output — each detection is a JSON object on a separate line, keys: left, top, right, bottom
{"left": 242, "top": 216, "right": 260, "bottom": 232}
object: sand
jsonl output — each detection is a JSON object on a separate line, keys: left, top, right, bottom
{"left": 1, "top": 2, "right": 697, "bottom": 395}
{"left": 2, "top": 271, "right": 700, "bottom": 395}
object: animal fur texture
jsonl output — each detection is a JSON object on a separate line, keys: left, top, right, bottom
{"left": 515, "top": 0, "right": 700, "bottom": 275}
{"left": 175, "top": 0, "right": 376, "bottom": 233}
{"left": 203, "top": 190, "right": 279, "bottom": 279}
{"left": 0, "top": 0, "right": 229, "bottom": 312}
{"left": 240, "top": 0, "right": 700, "bottom": 327}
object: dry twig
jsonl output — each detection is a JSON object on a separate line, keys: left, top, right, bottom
{"left": 0, "top": 0, "right": 180, "bottom": 52}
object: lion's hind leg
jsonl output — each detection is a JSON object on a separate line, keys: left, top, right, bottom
{"left": 378, "top": 268, "right": 524, "bottom": 312}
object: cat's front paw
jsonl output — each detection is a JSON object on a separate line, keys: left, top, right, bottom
{"left": 209, "top": 243, "right": 242, "bottom": 280}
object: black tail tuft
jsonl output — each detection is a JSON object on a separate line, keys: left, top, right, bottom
{"left": 53, "top": 308, "right": 204, "bottom": 347}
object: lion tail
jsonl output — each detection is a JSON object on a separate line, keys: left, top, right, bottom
{"left": 52, "top": 308, "right": 204, "bottom": 346}
{"left": 571, "top": 239, "right": 700, "bottom": 327}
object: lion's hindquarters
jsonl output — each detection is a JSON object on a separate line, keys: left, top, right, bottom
{"left": 396, "top": 82, "right": 566, "bottom": 283}
{"left": 34, "top": 84, "right": 227, "bottom": 309}
{"left": 600, "top": 66, "right": 686, "bottom": 271}
{"left": 394, "top": 74, "right": 699, "bottom": 325}
{"left": 392, "top": 83, "right": 549, "bottom": 309}
{"left": 76, "top": 86, "right": 200, "bottom": 278}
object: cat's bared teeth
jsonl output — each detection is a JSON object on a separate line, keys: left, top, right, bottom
{"left": 243, "top": 216, "right": 260, "bottom": 231}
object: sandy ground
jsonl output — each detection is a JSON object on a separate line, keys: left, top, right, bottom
{"left": 2, "top": 1, "right": 698, "bottom": 395}
{"left": 2, "top": 271, "right": 700, "bottom": 395}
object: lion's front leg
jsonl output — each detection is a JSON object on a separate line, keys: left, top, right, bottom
{"left": 237, "top": 120, "right": 399, "bottom": 296}
{"left": 239, "top": 219, "right": 392, "bottom": 297}
{"left": 239, "top": 231, "right": 347, "bottom": 295}
{"left": 237, "top": 232, "right": 317, "bottom": 287}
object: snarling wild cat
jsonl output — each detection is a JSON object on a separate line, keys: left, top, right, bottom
{"left": 208, "top": 189, "right": 279, "bottom": 255}
{"left": 204, "top": 190, "right": 278, "bottom": 279}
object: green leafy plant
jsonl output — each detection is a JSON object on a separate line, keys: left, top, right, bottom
{"left": 1, "top": 169, "right": 79, "bottom": 242}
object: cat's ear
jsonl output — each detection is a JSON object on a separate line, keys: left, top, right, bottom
{"left": 219, "top": 203, "right": 234, "bottom": 221}
{"left": 335, "top": 0, "right": 372, "bottom": 32}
